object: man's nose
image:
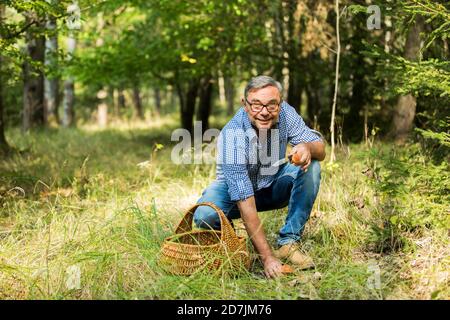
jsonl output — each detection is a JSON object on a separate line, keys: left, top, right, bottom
{"left": 260, "top": 107, "right": 270, "bottom": 116}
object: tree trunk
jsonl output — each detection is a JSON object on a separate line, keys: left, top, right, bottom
{"left": 62, "top": 35, "right": 76, "bottom": 127}
{"left": 306, "top": 84, "right": 322, "bottom": 125}
{"left": 285, "top": 0, "right": 305, "bottom": 113}
{"left": 23, "top": 15, "right": 45, "bottom": 131}
{"left": 0, "top": 5, "right": 10, "bottom": 154}
{"left": 0, "top": 63, "right": 7, "bottom": 154}
{"left": 197, "top": 77, "right": 213, "bottom": 133}
{"left": 117, "top": 87, "right": 126, "bottom": 110}
{"left": 97, "top": 103, "right": 108, "bottom": 127}
{"left": 170, "top": 86, "right": 177, "bottom": 109}
{"left": 108, "top": 86, "right": 116, "bottom": 118}
{"left": 287, "top": 70, "right": 302, "bottom": 113}
{"left": 177, "top": 80, "right": 199, "bottom": 134}
{"left": 329, "top": 0, "right": 341, "bottom": 163}
{"left": 154, "top": 87, "right": 161, "bottom": 116}
{"left": 95, "top": 13, "right": 108, "bottom": 127}
{"left": 132, "top": 85, "right": 144, "bottom": 119}
{"left": 224, "top": 75, "right": 235, "bottom": 116}
{"left": 44, "top": 8, "right": 59, "bottom": 126}
{"left": 390, "top": 16, "right": 423, "bottom": 142}
{"left": 97, "top": 88, "right": 108, "bottom": 128}
{"left": 218, "top": 72, "right": 226, "bottom": 106}
{"left": 392, "top": 95, "right": 417, "bottom": 141}
{"left": 348, "top": 77, "right": 364, "bottom": 138}
{"left": 272, "top": 0, "right": 287, "bottom": 81}
{"left": 347, "top": 50, "right": 365, "bottom": 141}
{"left": 62, "top": 79, "right": 75, "bottom": 126}
{"left": 340, "top": 11, "right": 368, "bottom": 141}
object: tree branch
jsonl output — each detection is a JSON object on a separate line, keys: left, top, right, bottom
{"left": 5, "top": 19, "right": 38, "bottom": 40}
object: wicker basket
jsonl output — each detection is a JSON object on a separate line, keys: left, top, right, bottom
{"left": 158, "top": 202, "right": 250, "bottom": 275}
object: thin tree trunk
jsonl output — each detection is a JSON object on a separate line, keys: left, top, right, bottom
{"left": 62, "top": 79, "right": 75, "bottom": 126}
{"left": 444, "top": 38, "right": 448, "bottom": 58}
{"left": 218, "top": 72, "right": 226, "bottom": 106}
{"left": 347, "top": 55, "right": 365, "bottom": 140}
{"left": 197, "top": 77, "right": 213, "bottom": 133}
{"left": 0, "top": 62, "right": 7, "bottom": 154}
{"left": 346, "top": 11, "right": 367, "bottom": 141}
{"left": 0, "top": 57, "right": 8, "bottom": 153}
{"left": 97, "top": 88, "right": 108, "bottom": 128}
{"left": 224, "top": 75, "right": 235, "bottom": 116}
{"left": 113, "top": 89, "right": 119, "bottom": 117}
{"left": 94, "top": 13, "right": 108, "bottom": 127}
{"left": 364, "top": 105, "right": 369, "bottom": 146}
{"left": 44, "top": 3, "right": 59, "bottom": 126}
{"left": 62, "top": 35, "right": 76, "bottom": 127}
{"left": 154, "top": 87, "right": 161, "bottom": 116}
{"left": 0, "top": 4, "right": 10, "bottom": 154}
{"left": 132, "top": 85, "right": 144, "bottom": 120}
{"left": 272, "top": 0, "right": 287, "bottom": 80}
{"left": 177, "top": 80, "right": 199, "bottom": 134}
{"left": 108, "top": 86, "right": 116, "bottom": 118}
{"left": 287, "top": 71, "right": 302, "bottom": 113}
{"left": 117, "top": 87, "right": 126, "bottom": 110}
{"left": 306, "top": 84, "right": 321, "bottom": 124}
{"left": 285, "top": 0, "right": 302, "bottom": 113}
{"left": 170, "top": 86, "right": 177, "bottom": 109}
{"left": 23, "top": 15, "right": 45, "bottom": 131}
{"left": 329, "top": 0, "right": 341, "bottom": 163}
{"left": 390, "top": 16, "right": 423, "bottom": 143}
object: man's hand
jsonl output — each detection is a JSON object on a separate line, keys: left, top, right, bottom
{"left": 237, "top": 197, "right": 283, "bottom": 279}
{"left": 289, "top": 143, "right": 311, "bottom": 172}
{"left": 289, "top": 141, "right": 326, "bottom": 170}
{"left": 262, "top": 255, "right": 283, "bottom": 279}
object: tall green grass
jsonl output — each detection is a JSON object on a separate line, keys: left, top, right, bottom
{"left": 0, "top": 117, "right": 448, "bottom": 299}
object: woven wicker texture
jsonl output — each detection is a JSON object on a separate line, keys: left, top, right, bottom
{"left": 159, "top": 202, "right": 250, "bottom": 275}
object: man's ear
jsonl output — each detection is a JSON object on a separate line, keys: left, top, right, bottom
{"left": 242, "top": 98, "right": 249, "bottom": 112}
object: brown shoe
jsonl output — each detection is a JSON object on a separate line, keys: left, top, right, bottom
{"left": 273, "top": 243, "right": 315, "bottom": 270}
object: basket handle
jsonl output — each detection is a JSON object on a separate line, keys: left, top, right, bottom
{"left": 175, "top": 202, "right": 241, "bottom": 247}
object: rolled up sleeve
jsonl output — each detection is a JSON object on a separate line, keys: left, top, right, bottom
{"left": 224, "top": 170, "right": 254, "bottom": 201}
{"left": 217, "top": 130, "right": 254, "bottom": 202}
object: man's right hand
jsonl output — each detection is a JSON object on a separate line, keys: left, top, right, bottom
{"left": 236, "top": 197, "right": 283, "bottom": 279}
{"left": 263, "top": 255, "right": 283, "bottom": 279}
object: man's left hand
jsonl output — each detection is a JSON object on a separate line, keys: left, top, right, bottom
{"left": 289, "top": 143, "right": 311, "bottom": 172}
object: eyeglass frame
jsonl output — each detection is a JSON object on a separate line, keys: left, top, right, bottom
{"left": 244, "top": 98, "right": 282, "bottom": 113}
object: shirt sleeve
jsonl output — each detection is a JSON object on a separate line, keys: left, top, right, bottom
{"left": 217, "top": 130, "right": 254, "bottom": 202}
{"left": 284, "top": 102, "right": 323, "bottom": 146}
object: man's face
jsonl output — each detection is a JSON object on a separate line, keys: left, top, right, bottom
{"left": 243, "top": 85, "right": 281, "bottom": 130}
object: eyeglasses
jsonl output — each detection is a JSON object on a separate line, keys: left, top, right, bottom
{"left": 245, "top": 99, "right": 281, "bottom": 113}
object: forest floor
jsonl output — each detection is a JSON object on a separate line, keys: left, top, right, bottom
{"left": 0, "top": 116, "right": 448, "bottom": 299}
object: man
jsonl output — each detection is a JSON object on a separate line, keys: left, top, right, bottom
{"left": 194, "top": 75, "right": 325, "bottom": 278}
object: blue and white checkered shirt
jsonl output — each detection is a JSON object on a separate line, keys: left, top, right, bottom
{"left": 216, "top": 101, "right": 322, "bottom": 202}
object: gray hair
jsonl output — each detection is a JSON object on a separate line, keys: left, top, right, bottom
{"left": 244, "top": 75, "right": 283, "bottom": 99}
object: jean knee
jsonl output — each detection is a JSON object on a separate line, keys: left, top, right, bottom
{"left": 307, "top": 160, "right": 321, "bottom": 189}
{"left": 193, "top": 206, "right": 220, "bottom": 230}
{"left": 309, "top": 160, "right": 321, "bottom": 177}
{"left": 296, "top": 160, "right": 321, "bottom": 188}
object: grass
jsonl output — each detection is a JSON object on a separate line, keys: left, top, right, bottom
{"left": 0, "top": 116, "right": 448, "bottom": 300}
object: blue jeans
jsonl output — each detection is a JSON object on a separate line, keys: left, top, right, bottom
{"left": 193, "top": 160, "right": 321, "bottom": 247}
